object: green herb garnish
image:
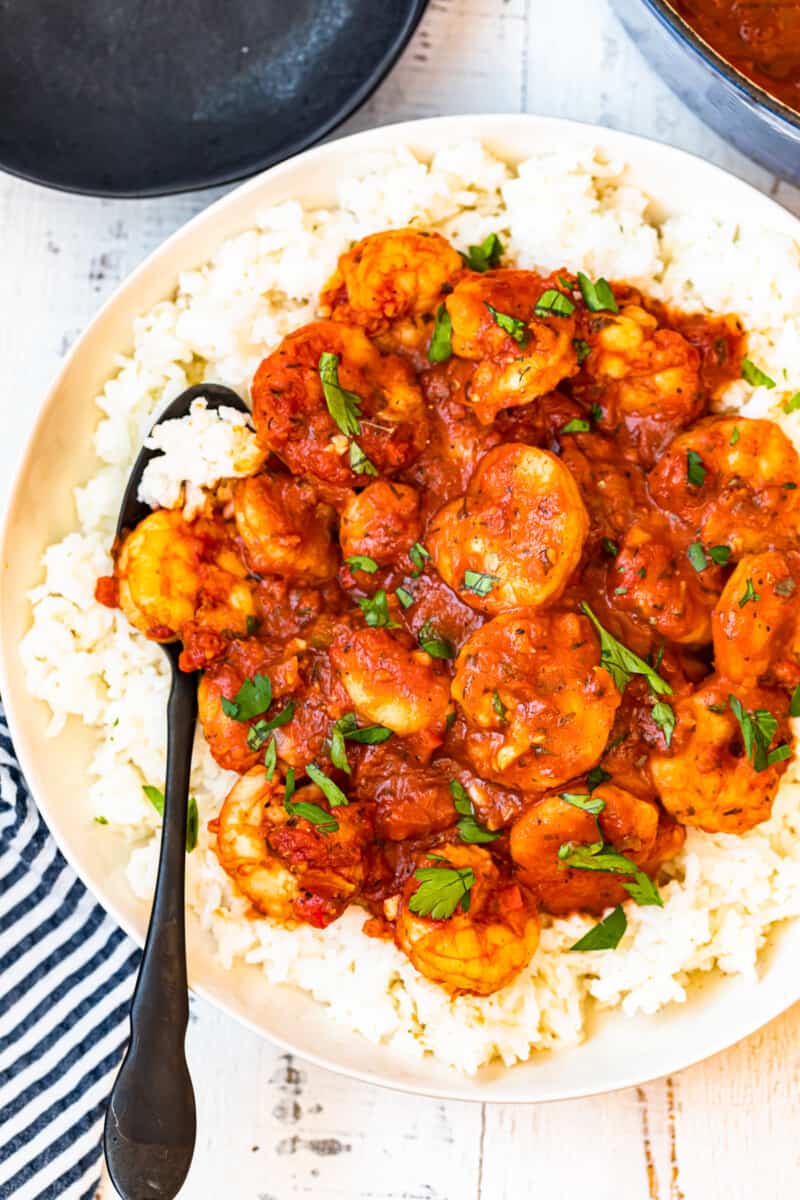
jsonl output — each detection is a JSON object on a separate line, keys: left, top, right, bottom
{"left": 783, "top": 393, "right": 800, "bottom": 415}
{"left": 687, "top": 542, "right": 708, "bottom": 572}
{"left": 561, "top": 418, "right": 591, "bottom": 434}
{"left": 686, "top": 449, "right": 706, "bottom": 488}
{"left": 264, "top": 737, "right": 277, "bottom": 780}
{"left": 428, "top": 304, "right": 453, "bottom": 363}
{"left": 573, "top": 338, "right": 592, "bottom": 365}
{"left": 348, "top": 440, "right": 378, "bottom": 477}
{"left": 741, "top": 358, "right": 776, "bottom": 389}
{"left": 142, "top": 785, "right": 197, "bottom": 852}
{"left": 486, "top": 303, "right": 529, "bottom": 345}
{"left": 581, "top": 603, "right": 672, "bottom": 696}
{"left": 651, "top": 700, "right": 675, "bottom": 748}
{"left": 534, "top": 289, "right": 576, "bottom": 318}
{"left": 246, "top": 702, "right": 295, "bottom": 750}
{"left": 728, "top": 695, "right": 789, "bottom": 772}
{"left": 462, "top": 232, "right": 504, "bottom": 272}
{"left": 319, "top": 351, "right": 363, "bottom": 436}
{"left": 418, "top": 619, "right": 455, "bottom": 660}
{"left": 409, "top": 541, "right": 430, "bottom": 576}
{"left": 450, "top": 780, "right": 501, "bottom": 845}
{"left": 357, "top": 589, "right": 398, "bottom": 629}
{"left": 560, "top": 792, "right": 606, "bottom": 816}
{"left": 221, "top": 674, "right": 272, "bottom": 721}
{"left": 306, "top": 762, "right": 350, "bottom": 807}
{"left": 409, "top": 861, "right": 475, "bottom": 919}
{"left": 738, "top": 578, "right": 760, "bottom": 608}
{"left": 492, "top": 690, "right": 507, "bottom": 721}
{"left": 577, "top": 271, "right": 619, "bottom": 314}
{"left": 284, "top": 796, "right": 339, "bottom": 833}
{"left": 344, "top": 554, "right": 379, "bottom": 574}
{"left": 395, "top": 586, "right": 414, "bottom": 609}
{"left": 462, "top": 569, "right": 498, "bottom": 597}
{"left": 569, "top": 905, "right": 627, "bottom": 952}
{"left": 602, "top": 537, "right": 619, "bottom": 557}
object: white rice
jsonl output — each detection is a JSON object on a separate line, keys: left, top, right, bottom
{"left": 20, "top": 141, "right": 800, "bottom": 1074}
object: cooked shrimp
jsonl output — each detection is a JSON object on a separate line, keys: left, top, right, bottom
{"left": 393, "top": 843, "right": 540, "bottom": 995}
{"left": 198, "top": 638, "right": 302, "bottom": 773}
{"left": 452, "top": 611, "right": 621, "bottom": 791}
{"left": 712, "top": 552, "right": 800, "bottom": 687}
{"left": 648, "top": 416, "right": 800, "bottom": 556}
{"left": 427, "top": 443, "right": 589, "bottom": 615}
{"left": 608, "top": 518, "right": 721, "bottom": 645}
{"left": 251, "top": 320, "right": 426, "bottom": 485}
{"left": 330, "top": 626, "right": 452, "bottom": 737}
{"left": 321, "top": 228, "right": 463, "bottom": 341}
{"left": 446, "top": 269, "right": 579, "bottom": 424}
{"left": 510, "top": 785, "right": 669, "bottom": 915}
{"left": 649, "top": 675, "right": 792, "bottom": 833}
{"left": 233, "top": 474, "right": 338, "bottom": 583}
{"left": 216, "top": 766, "right": 371, "bottom": 927}
{"left": 339, "top": 481, "right": 422, "bottom": 572}
{"left": 116, "top": 509, "right": 202, "bottom": 641}
{"left": 584, "top": 303, "right": 702, "bottom": 424}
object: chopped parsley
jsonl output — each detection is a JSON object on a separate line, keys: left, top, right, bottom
{"left": 349, "top": 440, "right": 378, "bottom": 477}
{"left": 408, "top": 859, "right": 475, "bottom": 919}
{"left": 264, "top": 737, "right": 277, "bottom": 780}
{"left": 651, "top": 699, "right": 675, "bottom": 748}
{"left": 395, "top": 586, "right": 415, "bottom": 609}
{"left": 686, "top": 449, "right": 706, "bottom": 488}
{"left": 418, "top": 619, "right": 455, "bottom": 660}
{"left": 319, "top": 351, "right": 363, "bottom": 436}
{"left": 577, "top": 271, "right": 619, "bottom": 314}
{"left": 586, "top": 765, "right": 612, "bottom": 792}
{"left": 741, "top": 358, "right": 776, "bottom": 389}
{"left": 534, "top": 288, "right": 576, "bottom": 318}
{"left": 581, "top": 603, "right": 673, "bottom": 696}
{"left": 790, "top": 683, "right": 800, "bottom": 719}
{"left": 729, "top": 426, "right": 740, "bottom": 446}
{"left": 601, "top": 537, "right": 619, "bottom": 558}
{"left": 462, "top": 569, "right": 498, "bottom": 597}
{"left": 94, "top": 815, "right": 109, "bottom": 825}
{"left": 573, "top": 338, "right": 592, "bottom": 365}
{"left": 221, "top": 673, "right": 272, "bottom": 721}
{"left": 738, "top": 578, "right": 760, "bottom": 608}
{"left": 357, "top": 589, "right": 399, "bottom": 629}
{"left": 409, "top": 541, "right": 430, "bottom": 576}
{"left": 246, "top": 615, "right": 260, "bottom": 636}
{"left": 142, "top": 785, "right": 197, "bottom": 853}
{"left": 560, "top": 791, "right": 606, "bottom": 816}
{"left": 569, "top": 905, "right": 627, "bottom": 952}
{"left": 492, "top": 690, "right": 507, "bottom": 721}
{"left": 284, "top": 795, "right": 339, "bottom": 833}
{"left": 783, "top": 392, "right": 800, "bottom": 415}
{"left": 450, "top": 780, "right": 501, "bottom": 845}
{"left": 328, "top": 713, "right": 393, "bottom": 773}
{"left": 486, "top": 303, "right": 529, "bottom": 345}
{"left": 344, "top": 554, "right": 379, "bottom": 574}
{"left": 728, "top": 695, "right": 790, "bottom": 772}
{"left": 708, "top": 545, "right": 731, "bottom": 565}
{"left": 428, "top": 303, "right": 453, "bottom": 363}
{"left": 306, "top": 762, "right": 350, "bottom": 807}
{"left": 558, "top": 841, "right": 663, "bottom": 908}
{"left": 561, "top": 418, "right": 591, "bottom": 434}
{"left": 246, "top": 702, "right": 295, "bottom": 750}
{"left": 462, "top": 232, "right": 504, "bottom": 272}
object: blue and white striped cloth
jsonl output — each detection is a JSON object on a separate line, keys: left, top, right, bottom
{"left": 0, "top": 702, "right": 140, "bottom": 1199}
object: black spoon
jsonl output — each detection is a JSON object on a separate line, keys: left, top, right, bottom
{"left": 104, "top": 383, "right": 251, "bottom": 1200}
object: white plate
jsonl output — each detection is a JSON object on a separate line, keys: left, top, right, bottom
{"left": 3, "top": 114, "right": 800, "bottom": 1102}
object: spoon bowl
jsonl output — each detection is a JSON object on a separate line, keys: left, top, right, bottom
{"left": 103, "top": 383, "right": 250, "bottom": 1200}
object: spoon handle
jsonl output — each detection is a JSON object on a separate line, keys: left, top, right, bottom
{"left": 104, "top": 657, "right": 198, "bottom": 1199}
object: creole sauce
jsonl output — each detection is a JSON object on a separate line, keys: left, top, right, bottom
{"left": 670, "top": 1, "right": 800, "bottom": 111}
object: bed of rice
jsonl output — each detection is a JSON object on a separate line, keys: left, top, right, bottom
{"left": 20, "top": 140, "right": 800, "bottom": 1074}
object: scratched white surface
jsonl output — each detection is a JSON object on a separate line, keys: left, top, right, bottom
{"left": 2, "top": 2, "right": 800, "bottom": 1197}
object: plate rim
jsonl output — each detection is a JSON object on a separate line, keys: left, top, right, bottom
{"left": 0, "top": 0, "right": 429, "bottom": 198}
{"left": 3, "top": 111, "right": 800, "bottom": 1102}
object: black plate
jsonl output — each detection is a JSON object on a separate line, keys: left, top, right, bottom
{"left": 0, "top": 0, "right": 428, "bottom": 197}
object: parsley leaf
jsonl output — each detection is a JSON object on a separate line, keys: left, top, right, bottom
{"left": 708, "top": 544, "right": 731, "bottom": 565}
{"left": 569, "top": 905, "right": 627, "bottom": 952}
{"left": 306, "top": 762, "right": 350, "bottom": 807}
{"left": 246, "top": 615, "right": 260, "bottom": 636}
{"left": 486, "top": 303, "right": 529, "bottom": 345}
{"left": 142, "top": 785, "right": 198, "bottom": 853}
{"left": 581, "top": 603, "right": 673, "bottom": 696}
{"left": 418, "top": 618, "right": 455, "bottom": 660}
{"left": 559, "top": 840, "right": 663, "bottom": 908}
{"left": 560, "top": 791, "right": 606, "bottom": 816}
{"left": 783, "top": 392, "right": 800, "bottom": 415}
{"left": 330, "top": 725, "right": 351, "bottom": 774}
{"left": 319, "top": 351, "right": 363, "bottom": 436}
{"left": 462, "top": 232, "right": 504, "bottom": 272}
{"left": 687, "top": 542, "right": 708, "bottom": 572}
{"left": 348, "top": 440, "right": 378, "bottom": 477}
{"left": 622, "top": 872, "right": 663, "bottom": 907}
{"left": 586, "top": 766, "right": 612, "bottom": 792}
{"left": 463, "top": 569, "right": 498, "bottom": 597}
{"left": 577, "top": 272, "right": 619, "bottom": 314}
{"left": 246, "top": 702, "right": 295, "bottom": 750}
{"left": 534, "top": 288, "right": 576, "bottom": 318}
{"left": 344, "top": 554, "right": 379, "bottom": 574}
{"left": 428, "top": 304, "right": 453, "bottom": 363}
{"left": 492, "top": 690, "right": 507, "bottom": 721}
{"left": 285, "top": 797, "right": 339, "bottom": 833}
{"left": 143, "top": 784, "right": 164, "bottom": 816}
{"left": 264, "top": 736, "right": 277, "bottom": 780}
{"left": 284, "top": 767, "right": 296, "bottom": 803}
{"left": 561, "top": 418, "right": 591, "bottom": 433}
{"left": 450, "top": 780, "right": 501, "bottom": 845}
{"left": 395, "top": 586, "right": 414, "bottom": 609}
{"left": 221, "top": 674, "right": 272, "bottom": 721}
{"left": 94, "top": 815, "right": 109, "bottom": 825}
{"left": 651, "top": 700, "right": 675, "bottom": 748}
{"left": 728, "top": 695, "right": 789, "bottom": 772}
{"left": 357, "top": 589, "right": 398, "bottom": 629}
{"left": 686, "top": 449, "right": 706, "bottom": 487}
{"left": 409, "top": 541, "right": 430, "bottom": 576}
{"left": 573, "top": 338, "right": 592, "bottom": 365}
{"left": 602, "top": 537, "right": 619, "bottom": 557}
{"left": 729, "top": 426, "right": 740, "bottom": 446}
{"left": 738, "top": 578, "right": 760, "bottom": 608}
{"left": 791, "top": 683, "right": 800, "bottom": 718}
{"left": 409, "top": 862, "right": 475, "bottom": 919}
{"left": 741, "top": 358, "right": 776, "bottom": 389}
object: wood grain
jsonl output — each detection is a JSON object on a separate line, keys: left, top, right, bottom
{"left": 2, "top": 2, "right": 800, "bottom": 1197}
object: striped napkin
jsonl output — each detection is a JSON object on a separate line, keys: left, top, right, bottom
{"left": 0, "top": 702, "right": 140, "bottom": 1199}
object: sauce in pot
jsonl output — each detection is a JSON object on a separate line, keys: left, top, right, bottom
{"left": 670, "top": 0, "right": 800, "bottom": 111}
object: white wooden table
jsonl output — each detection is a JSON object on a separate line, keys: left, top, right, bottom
{"left": 2, "top": 2, "right": 800, "bottom": 1197}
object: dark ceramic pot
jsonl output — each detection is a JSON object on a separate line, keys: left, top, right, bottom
{"left": 611, "top": 0, "right": 800, "bottom": 185}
